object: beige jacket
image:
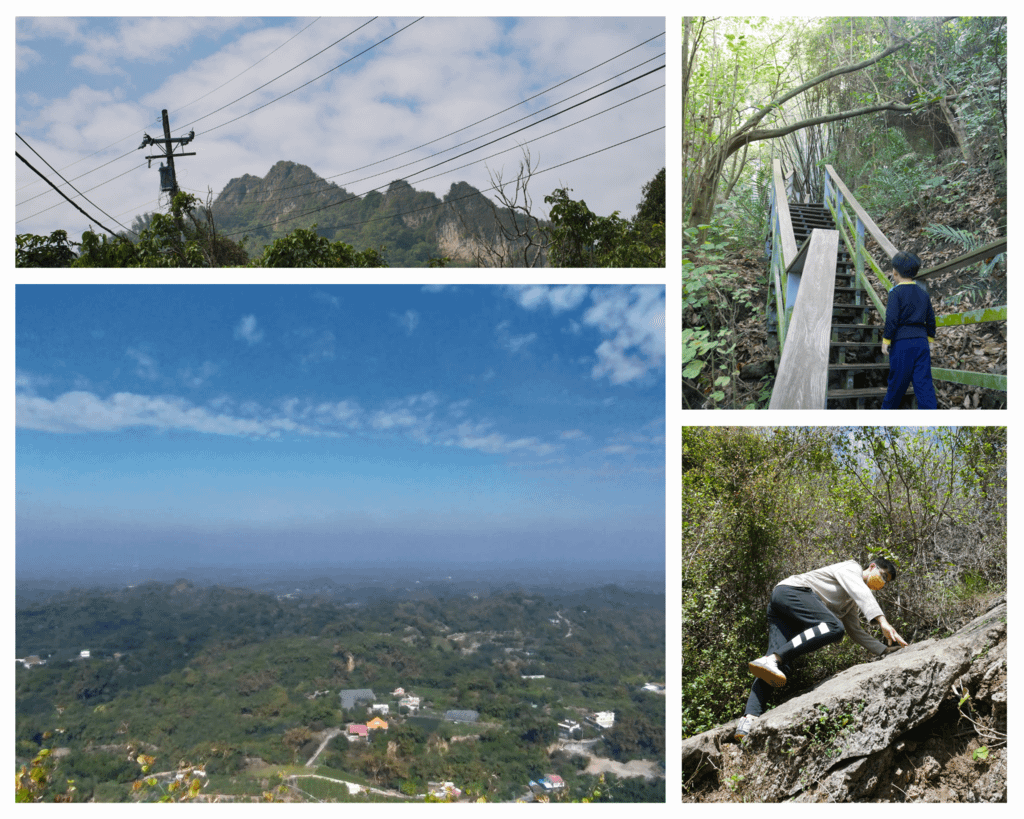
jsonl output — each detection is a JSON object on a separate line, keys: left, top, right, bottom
{"left": 778, "top": 560, "right": 887, "bottom": 655}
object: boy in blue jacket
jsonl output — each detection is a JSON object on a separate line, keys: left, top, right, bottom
{"left": 881, "top": 251, "right": 937, "bottom": 409}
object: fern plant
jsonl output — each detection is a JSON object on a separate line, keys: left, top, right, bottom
{"left": 923, "top": 223, "right": 980, "bottom": 250}
{"left": 923, "top": 223, "right": 1004, "bottom": 309}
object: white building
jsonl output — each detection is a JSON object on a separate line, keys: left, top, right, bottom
{"left": 593, "top": 711, "right": 615, "bottom": 729}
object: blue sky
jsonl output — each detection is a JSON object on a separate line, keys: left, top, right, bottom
{"left": 15, "top": 16, "right": 666, "bottom": 242}
{"left": 16, "top": 285, "right": 665, "bottom": 582}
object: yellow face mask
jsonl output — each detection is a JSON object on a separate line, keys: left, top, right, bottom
{"left": 866, "top": 569, "right": 885, "bottom": 591}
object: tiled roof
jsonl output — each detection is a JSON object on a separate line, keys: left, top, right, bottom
{"left": 339, "top": 688, "right": 376, "bottom": 709}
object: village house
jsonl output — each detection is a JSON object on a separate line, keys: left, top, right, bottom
{"left": 591, "top": 711, "right": 615, "bottom": 729}
{"left": 338, "top": 688, "right": 375, "bottom": 711}
{"left": 366, "top": 716, "right": 389, "bottom": 732}
{"left": 428, "top": 781, "right": 462, "bottom": 800}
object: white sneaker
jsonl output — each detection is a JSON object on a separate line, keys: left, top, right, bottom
{"left": 735, "top": 714, "right": 758, "bottom": 740}
{"left": 748, "top": 654, "right": 786, "bottom": 687}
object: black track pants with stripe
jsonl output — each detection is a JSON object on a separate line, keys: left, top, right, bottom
{"left": 744, "top": 584, "right": 845, "bottom": 717}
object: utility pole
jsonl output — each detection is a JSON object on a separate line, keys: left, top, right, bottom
{"left": 138, "top": 110, "right": 196, "bottom": 199}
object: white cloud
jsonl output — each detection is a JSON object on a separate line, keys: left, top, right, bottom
{"left": 17, "top": 390, "right": 284, "bottom": 437}
{"left": 313, "top": 400, "right": 363, "bottom": 427}
{"left": 371, "top": 408, "right": 419, "bottom": 430}
{"left": 125, "top": 347, "right": 159, "bottom": 380}
{"left": 313, "top": 290, "right": 340, "bottom": 308}
{"left": 16, "top": 370, "right": 49, "bottom": 392}
{"left": 393, "top": 309, "right": 420, "bottom": 335}
{"left": 234, "top": 314, "right": 263, "bottom": 345}
{"left": 70, "top": 17, "right": 247, "bottom": 74}
{"left": 590, "top": 340, "right": 648, "bottom": 385}
{"left": 450, "top": 421, "right": 557, "bottom": 457}
{"left": 506, "top": 284, "right": 589, "bottom": 313}
{"left": 15, "top": 382, "right": 566, "bottom": 461}
{"left": 179, "top": 361, "right": 219, "bottom": 388}
{"left": 495, "top": 319, "right": 537, "bottom": 354}
{"left": 17, "top": 44, "right": 42, "bottom": 72}
{"left": 584, "top": 286, "right": 664, "bottom": 384}
{"left": 295, "top": 329, "right": 335, "bottom": 365}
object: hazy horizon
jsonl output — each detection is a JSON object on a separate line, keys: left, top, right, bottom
{"left": 17, "top": 284, "right": 665, "bottom": 585}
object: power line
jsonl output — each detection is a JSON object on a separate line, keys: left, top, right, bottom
{"left": 181, "top": 17, "right": 380, "bottom": 132}
{"left": 15, "top": 134, "right": 136, "bottom": 236}
{"left": 220, "top": 52, "right": 665, "bottom": 210}
{"left": 337, "top": 126, "right": 666, "bottom": 233}
{"left": 199, "top": 18, "right": 424, "bottom": 137}
{"left": 16, "top": 17, "right": 326, "bottom": 194}
{"left": 15, "top": 17, "right": 408, "bottom": 218}
{"left": 16, "top": 161, "right": 149, "bottom": 226}
{"left": 15, "top": 151, "right": 120, "bottom": 238}
{"left": 404, "top": 85, "right": 665, "bottom": 191}
{"left": 302, "top": 31, "right": 666, "bottom": 181}
{"left": 213, "top": 63, "right": 664, "bottom": 220}
{"left": 174, "top": 17, "right": 323, "bottom": 119}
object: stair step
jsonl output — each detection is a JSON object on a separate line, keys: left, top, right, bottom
{"left": 827, "top": 386, "right": 914, "bottom": 399}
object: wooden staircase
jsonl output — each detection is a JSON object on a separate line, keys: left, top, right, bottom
{"left": 786, "top": 203, "right": 912, "bottom": 408}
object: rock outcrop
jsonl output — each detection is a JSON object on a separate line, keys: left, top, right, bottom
{"left": 683, "top": 599, "right": 1007, "bottom": 802}
{"left": 209, "top": 161, "right": 547, "bottom": 266}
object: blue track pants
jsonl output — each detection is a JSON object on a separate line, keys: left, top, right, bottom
{"left": 883, "top": 337, "right": 937, "bottom": 409}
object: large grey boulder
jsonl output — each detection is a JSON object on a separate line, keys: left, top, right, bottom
{"left": 683, "top": 600, "right": 1006, "bottom": 802}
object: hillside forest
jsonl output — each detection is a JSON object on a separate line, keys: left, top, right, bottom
{"left": 682, "top": 426, "right": 1006, "bottom": 741}
{"left": 682, "top": 17, "right": 1007, "bottom": 408}
{"left": 16, "top": 582, "right": 665, "bottom": 803}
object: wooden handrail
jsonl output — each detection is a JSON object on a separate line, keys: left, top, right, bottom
{"left": 769, "top": 229, "right": 839, "bottom": 409}
{"left": 824, "top": 164, "right": 898, "bottom": 260}
{"left": 824, "top": 165, "right": 1007, "bottom": 395}
{"left": 772, "top": 160, "right": 798, "bottom": 267}
{"left": 916, "top": 238, "right": 1007, "bottom": 280}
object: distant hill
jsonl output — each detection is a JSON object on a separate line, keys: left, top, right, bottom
{"left": 209, "top": 161, "right": 548, "bottom": 267}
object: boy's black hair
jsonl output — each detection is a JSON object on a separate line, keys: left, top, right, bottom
{"left": 891, "top": 251, "right": 921, "bottom": 279}
{"left": 870, "top": 556, "right": 898, "bottom": 582}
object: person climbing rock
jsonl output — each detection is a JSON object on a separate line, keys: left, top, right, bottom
{"left": 880, "top": 251, "right": 937, "bottom": 409}
{"left": 734, "top": 558, "right": 907, "bottom": 741}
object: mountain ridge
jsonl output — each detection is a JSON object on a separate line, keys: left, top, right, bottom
{"left": 209, "top": 160, "right": 545, "bottom": 267}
